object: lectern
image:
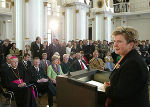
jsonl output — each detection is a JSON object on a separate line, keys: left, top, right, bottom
{"left": 56, "top": 69, "right": 111, "bottom": 107}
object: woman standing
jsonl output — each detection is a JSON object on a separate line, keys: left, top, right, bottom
{"left": 104, "top": 26, "right": 149, "bottom": 107}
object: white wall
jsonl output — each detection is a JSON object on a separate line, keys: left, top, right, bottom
{"left": 126, "top": 14, "right": 150, "bottom": 40}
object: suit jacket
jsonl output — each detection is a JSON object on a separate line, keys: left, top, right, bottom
{"left": 60, "top": 61, "right": 74, "bottom": 74}
{"left": 72, "top": 59, "right": 88, "bottom": 71}
{"left": 105, "top": 49, "right": 149, "bottom": 107}
{"left": 39, "top": 59, "right": 51, "bottom": 72}
{"left": 18, "top": 60, "right": 32, "bottom": 83}
{"left": 29, "top": 66, "right": 49, "bottom": 83}
{"left": 32, "top": 43, "right": 43, "bottom": 59}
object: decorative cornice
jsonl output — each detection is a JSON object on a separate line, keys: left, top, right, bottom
{"left": 6, "top": 0, "right": 11, "bottom": 2}
{"left": 44, "top": 38, "right": 48, "bottom": 40}
{"left": 91, "top": 18, "right": 95, "bottom": 21}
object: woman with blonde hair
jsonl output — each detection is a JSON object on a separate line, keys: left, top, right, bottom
{"left": 47, "top": 55, "right": 63, "bottom": 84}
{"left": 104, "top": 26, "right": 149, "bottom": 107}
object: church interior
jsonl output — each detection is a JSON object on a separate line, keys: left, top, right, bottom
{"left": 0, "top": 0, "right": 150, "bottom": 107}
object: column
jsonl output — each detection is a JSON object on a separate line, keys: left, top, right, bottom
{"left": 94, "top": 13, "right": 105, "bottom": 41}
{"left": 75, "top": 3, "right": 89, "bottom": 40}
{"left": 65, "top": 7, "right": 74, "bottom": 42}
{"left": 26, "top": 0, "right": 44, "bottom": 43}
{"left": 15, "top": 0, "right": 25, "bottom": 50}
{"left": 105, "top": 15, "right": 113, "bottom": 42}
{"left": 43, "top": 2, "right": 48, "bottom": 41}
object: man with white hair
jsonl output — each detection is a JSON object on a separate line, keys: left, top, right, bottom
{"left": 60, "top": 54, "right": 74, "bottom": 74}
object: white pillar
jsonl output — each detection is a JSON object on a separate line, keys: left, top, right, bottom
{"left": 43, "top": 2, "right": 48, "bottom": 41}
{"left": 65, "top": 7, "right": 74, "bottom": 42}
{"left": 15, "top": 0, "right": 24, "bottom": 50}
{"left": 95, "top": 13, "right": 105, "bottom": 41}
{"left": 26, "top": 0, "right": 44, "bottom": 42}
{"left": 75, "top": 4, "right": 89, "bottom": 40}
{"left": 105, "top": 15, "right": 113, "bottom": 42}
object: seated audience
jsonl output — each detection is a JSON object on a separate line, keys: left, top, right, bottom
{"left": 60, "top": 54, "right": 74, "bottom": 74}
{"left": 29, "top": 57, "right": 56, "bottom": 107}
{"left": 47, "top": 55, "right": 64, "bottom": 84}
{"left": 89, "top": 50, "right": 105, "bottom": 71}
{"left": 9, "top": 43, "right": 20, "bottom": 56}
{"left": 72, "top": 52, "right": 88, "bottom": 71}
{"left": 40, "top": 53, "right": 51, "bottom": 73}
{"left": 1, "top": 56, "right": 37, "bottom": 107}
{"left": 104, "top": 51, "right": 114, "bottom": 71}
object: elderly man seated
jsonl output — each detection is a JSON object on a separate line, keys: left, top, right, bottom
{"left": 89, "top": 50, "right": 105, "bottom": 71}
{"left": 60, "top": 54, "right": 74, "bottom": 74}
{"left": 1, "top": 56, "right": 37, "bottom": 107}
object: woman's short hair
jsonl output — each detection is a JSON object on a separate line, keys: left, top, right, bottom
{"left": 112, "top": 26, "right": 139, "bottom": 43}
{"left": 51, "top": 55, "right": 59, "bottom": 62}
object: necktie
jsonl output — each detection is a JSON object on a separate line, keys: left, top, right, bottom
{"left": 80, "top": 61, "right": 85, "bottom": 70}
{"left": 36, "top": 67, "right": 39, "bottom": 72}
{"left": 44, "top": 60, "right": 48, "bottom": 70}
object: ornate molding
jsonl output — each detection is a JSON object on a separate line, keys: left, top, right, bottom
{"left": 91, "top": 18, "right": 95, "bottom": 21}
{"left": 97, "top": 0, "right": 103, "bottom": 8}
{"left": 43, "top": 2, "right": 48, "bottom": 7}
{"left": 6, "top": 0, "right": 11, "bottom": 2}
{"left": 86, "top": 12, "right": 90, "bottom": 16}
{"left": 104, "top": 17, "right": 107, "bottom": 20}
{"left": 64, "top": 4, "right": 73, "bottom": 7}
{"left": 62, "top": 12, "right": 65, "bottom": 16}
{"left": 25, "top": 37, "right": 30, "bottom": 40}
{"left": 11, "top": 2, "right": 14, "bottom": 6}
{"left": 75, "top": 9, "right": 79, "bottom": 13}
{"left": 25, "top": 0, "right": 29, "bottom": 3}
{"left": 95, "top": 12, "right": 102, "bottom": 15}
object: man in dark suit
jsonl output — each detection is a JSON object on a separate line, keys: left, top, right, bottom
{"left": 72, "top": 52, "right": 88, "bottom": 71}
{"left": 0, "top": 54, "right": 12, "bottom": 87}
{"left": 18, "top": 53, "right": 32, "bottom": 83}
{"left": 31, "top": 36, "right": 43, "bottom": 59}
{"left": 39, "top": 53, "right": 51, "bottom": 72}
{"left": 68, "top": 52, "right": 76, "bottom": 64}
{"left": 48, "top": 38, "right": 60, "bottom": 61}
{"left": 30, "top": 57, "right": 56, "bottom": 107}
{"left": 104, "top": 26, "right": 149, "bottom": 107}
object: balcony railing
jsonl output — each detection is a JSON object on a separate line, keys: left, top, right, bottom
{"left": 113, "top": 2, "right": 130, "bottom": 13}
